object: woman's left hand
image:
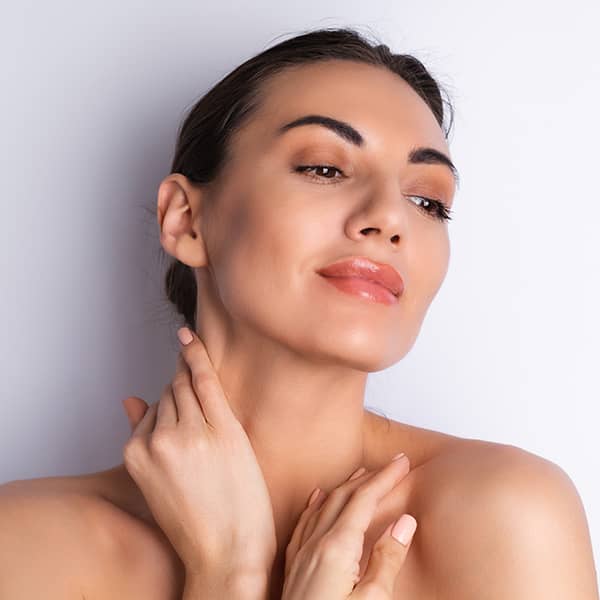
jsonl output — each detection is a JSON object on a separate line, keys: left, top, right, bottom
{"left": 120, "top": 327, "right": 277, "bottom": 586}
{"left": 282, "top": 458, "right": 417, "bottom": 599}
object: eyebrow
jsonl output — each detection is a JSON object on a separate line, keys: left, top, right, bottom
{"left": 276, "top": 114, "right": 460, "bottom": 189}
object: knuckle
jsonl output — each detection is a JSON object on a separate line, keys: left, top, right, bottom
{"left": 123, "top": 436, "right": 143, "bottom": 456}
{"left": 171, "top": 374, "right": 187, "bottom": 391}
{"left": 122, "top": 439, "right": 144, "bottom": 469}
{"left": 192, "top": 370, "right": 216, "bottom": 390}
{"left": 317, "top": 530, "right": 358, "bottom": 564}
{"left": 148, "top": 430, "right": 175, "bottom": 454}
{"left": 349, "top": 485, "right": 372, "bottom": 503}
{"left": 372, "top": 540, "right": 404, "bottom": 564}
{"left": 316, "top": 532, "right": 345, "bottom": 561}
{"left": 327, "top": 487, "right": 346, "bottom": 502}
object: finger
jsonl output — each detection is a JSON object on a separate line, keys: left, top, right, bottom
{"left": 122, "top": 396, "right": 149, "bottom": 432}
{"left": 155, "top": 384, "right": 178, "bottom": 428}
{"left": 300, "top": 468, "right": 375, "bottom": 548}
{"left": 171, "top": 353, "right": 209, "bottom": 426}
{"left": 309, "top": 455, "right": 409, "bottom": 545}
{"left": 288, "top": 468, "right": 366, "bottom": 564}
{"left": 285, "top": 487, "right": 328, "bottom": 578}
{"left": 129, "top": 400, "right": 159, "bottom": 440}
{"left": 177, "top": 327, "right": 236, "bottom": 428}
{"left": 353, "top": 514, "right": 417, "bottom": 598}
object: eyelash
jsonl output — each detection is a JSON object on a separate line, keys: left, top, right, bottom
{"left": 294, "top": 164, "right": 453, "bottom": 223}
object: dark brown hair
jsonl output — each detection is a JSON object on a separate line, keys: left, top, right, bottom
{"left": 162, "top": 26, "right": 455, "bottom": 331}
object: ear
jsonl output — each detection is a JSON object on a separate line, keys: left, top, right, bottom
{"left": 157, "top": 173, "right": 209, "bottom": 268}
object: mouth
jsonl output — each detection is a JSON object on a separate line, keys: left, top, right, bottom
{"left": 316, "top": 273, "right": 400, "bottom": 306}
{"left": 316, "top": 255, "right": 404, "bottom": 299}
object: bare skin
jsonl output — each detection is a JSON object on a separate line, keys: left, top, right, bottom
{"left": 2, "top": 416, "right": 597, "bottom": 599}
{"left": 122, "top": 58, "right": 458, "bottom": 594}
{"left": 2, "top": 59, "right": 598, "bottom": 599}
{"left": 3, "top": 413, "right": 470, "bottom": 599}
{"left": 151, "top": 58, "right": 457, "bottom": 584}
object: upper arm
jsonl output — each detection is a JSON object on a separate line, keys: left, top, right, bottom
{"left": 0, "top": 481, "right": 91, "bottom": 599}
{"left": 427, "top": 445, "right": 599, "bottom": 600}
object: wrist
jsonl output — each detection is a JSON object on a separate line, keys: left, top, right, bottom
{"left": 184, "top": 567, "right": 270, "bottom": 600}
{"left": 225, "top": 569, "right": 270, "bottom": 600}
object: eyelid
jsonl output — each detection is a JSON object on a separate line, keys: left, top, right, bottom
{"left": 293, "top": 154, "right": 453, "bottom": 201}
{"left": 292, "top": 152, "right": 351, "bottom": 170}
{"left": 405, "top": 180, "right": 453, "bottom": 205}
{"left": 406, "top": 174, "right": 454, "bottom": 197}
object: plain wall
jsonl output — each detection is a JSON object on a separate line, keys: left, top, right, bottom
{"left": 1, "top": 0, "right": 598, "bottom": 585}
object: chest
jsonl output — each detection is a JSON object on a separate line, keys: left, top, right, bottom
{"left": 87, "top": 423, "right": 459, "bottom": 599}
{"left": 91, "top": 486, "right": 436, "bottom": 600}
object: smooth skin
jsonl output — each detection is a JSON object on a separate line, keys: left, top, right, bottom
{"left": 122, "top": 327, "right": 417, "bottom": 599}
{"left": 121, "top": 345, "right": 278, "bottom": 593}
{"left": 1, "top": 58, "right": 598, "bottom": 599}
{"left": 281, "top": 462, "right": 417, "bottom": 600}
{"left": 152, "top": 61, "right": 454, "bottom": 593}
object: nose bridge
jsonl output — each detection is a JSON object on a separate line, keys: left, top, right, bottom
{"left": 361, "top": 169, "right": 408, "bottom": 236}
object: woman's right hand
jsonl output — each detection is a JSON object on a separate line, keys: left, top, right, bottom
{"left": 119, "top": 328, "right": 277, "bottom": 590}
{"left": 282, "top": 455, "right": 417, "bottom": 600}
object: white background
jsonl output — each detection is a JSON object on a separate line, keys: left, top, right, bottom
{"left": 1, "top": 0, "right": 598, "bottom": 584}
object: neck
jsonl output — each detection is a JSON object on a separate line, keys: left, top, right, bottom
{"left": 194, "top": 314, "right": 374, "bottom": 545}
{"left": 97, "top": 313, "right": 390, "bottom": 583}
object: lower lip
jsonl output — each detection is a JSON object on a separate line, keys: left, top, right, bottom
{"left": 318, "top": 275, "right": 399, "bottom": 305}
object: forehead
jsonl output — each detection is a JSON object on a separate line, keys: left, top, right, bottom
{"left": 241, "top": 59, "right": 450, "bottom": 157}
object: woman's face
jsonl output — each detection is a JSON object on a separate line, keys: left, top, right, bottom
{"left": 194, "top": 59, "right": 457, "bottom": 371}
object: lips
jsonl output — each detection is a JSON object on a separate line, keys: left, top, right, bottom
{"left": 316, "top": 256, "right": 404, "bottom": 298}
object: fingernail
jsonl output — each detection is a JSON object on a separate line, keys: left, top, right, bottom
{"left": 348, "top": 466, "right": 366, "bottom": 481}
{"left": 391, "top": 514, "right": 417, "bottom": 545}
{"left": 308, "top": 487, "right": 321, "bottom": 507}
{"left": 177, "top": 327, "right": 193, "bottom": 345}
{"left": 392, "top": 452, "right": 406, "bottom": 462}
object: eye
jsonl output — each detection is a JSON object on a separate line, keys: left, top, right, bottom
{"left": 293, "top": 165, "right": 453, "bottom": 223}
{"left": 406, "top": 195, "right": 453, "bottom": 223}
{"left": 294, "top": 164, "right": 345, "bottom": 184}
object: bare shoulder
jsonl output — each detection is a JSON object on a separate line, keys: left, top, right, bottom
{"left": 364, "top": 410, "right": 471, "bottom": 471}
{"left": 0, "top": 476, "right": 184, "bottom": 600}
{"left": 369, "top": 417, "right": 595, "bottom": 599}
{"left": 0, "top": 479, "right": 98, "bottom": 599}
{"left": 411, "top": 440, "right": 599, "bottom": 599}
{"left": 82, "top": 486, "right": 186, "bottom": 600}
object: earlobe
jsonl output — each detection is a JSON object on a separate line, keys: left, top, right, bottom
{"left": 157, "top": 174, "right": 207, "bottom": 267}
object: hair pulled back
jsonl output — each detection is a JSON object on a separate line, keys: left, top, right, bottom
{"left": 163, "top": 27, "right": 455, "bottom": 330}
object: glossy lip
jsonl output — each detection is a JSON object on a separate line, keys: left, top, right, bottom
{"left": 316, "top": 256, "right": 404, "bottom": 298}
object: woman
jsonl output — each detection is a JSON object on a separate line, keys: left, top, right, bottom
{"left": 1, "top": 27, "right": 597, "bottom": 600}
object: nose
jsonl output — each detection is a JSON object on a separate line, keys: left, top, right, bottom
{"left": 346, "top": 180, "right": 409, "bottom": 246}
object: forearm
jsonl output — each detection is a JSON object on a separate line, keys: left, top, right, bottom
{"left": 182, "top": 569, "right": 270, "bottom": 600}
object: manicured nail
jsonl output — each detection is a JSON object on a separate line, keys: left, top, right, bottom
{"left": 348, "top": 466, "right": 366, "bottom": 481}
{"left": 391, "top": 514, "right": 417, "bottom": 545}
{"left": 308, "top": 487, "right": 321, "bottom": 507}
{"left": 177, "top": 327, "right": 193, "bottom": 345}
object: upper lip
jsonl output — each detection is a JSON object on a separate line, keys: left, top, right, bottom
{"left": 316, "top": 256, "right": 404, "bottom": 298}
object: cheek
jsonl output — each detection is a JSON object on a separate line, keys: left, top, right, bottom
{"left": 404, "top": 229, "right": 450, "bottom": 312}
{"left": 429, "top": 232, "right": 451, "bottom": 297}
{"left": 201, "top": 178, "right": 451, "bottom": 369}
{"left": 206, "top": 195, "right": 310, "bottom": 324}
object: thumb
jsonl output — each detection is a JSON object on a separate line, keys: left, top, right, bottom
{"left": 121, "top": 396, "right": 149, "bottom": 432}
{"left": 353, "top": 514, "right": 417, "bottom": 598}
